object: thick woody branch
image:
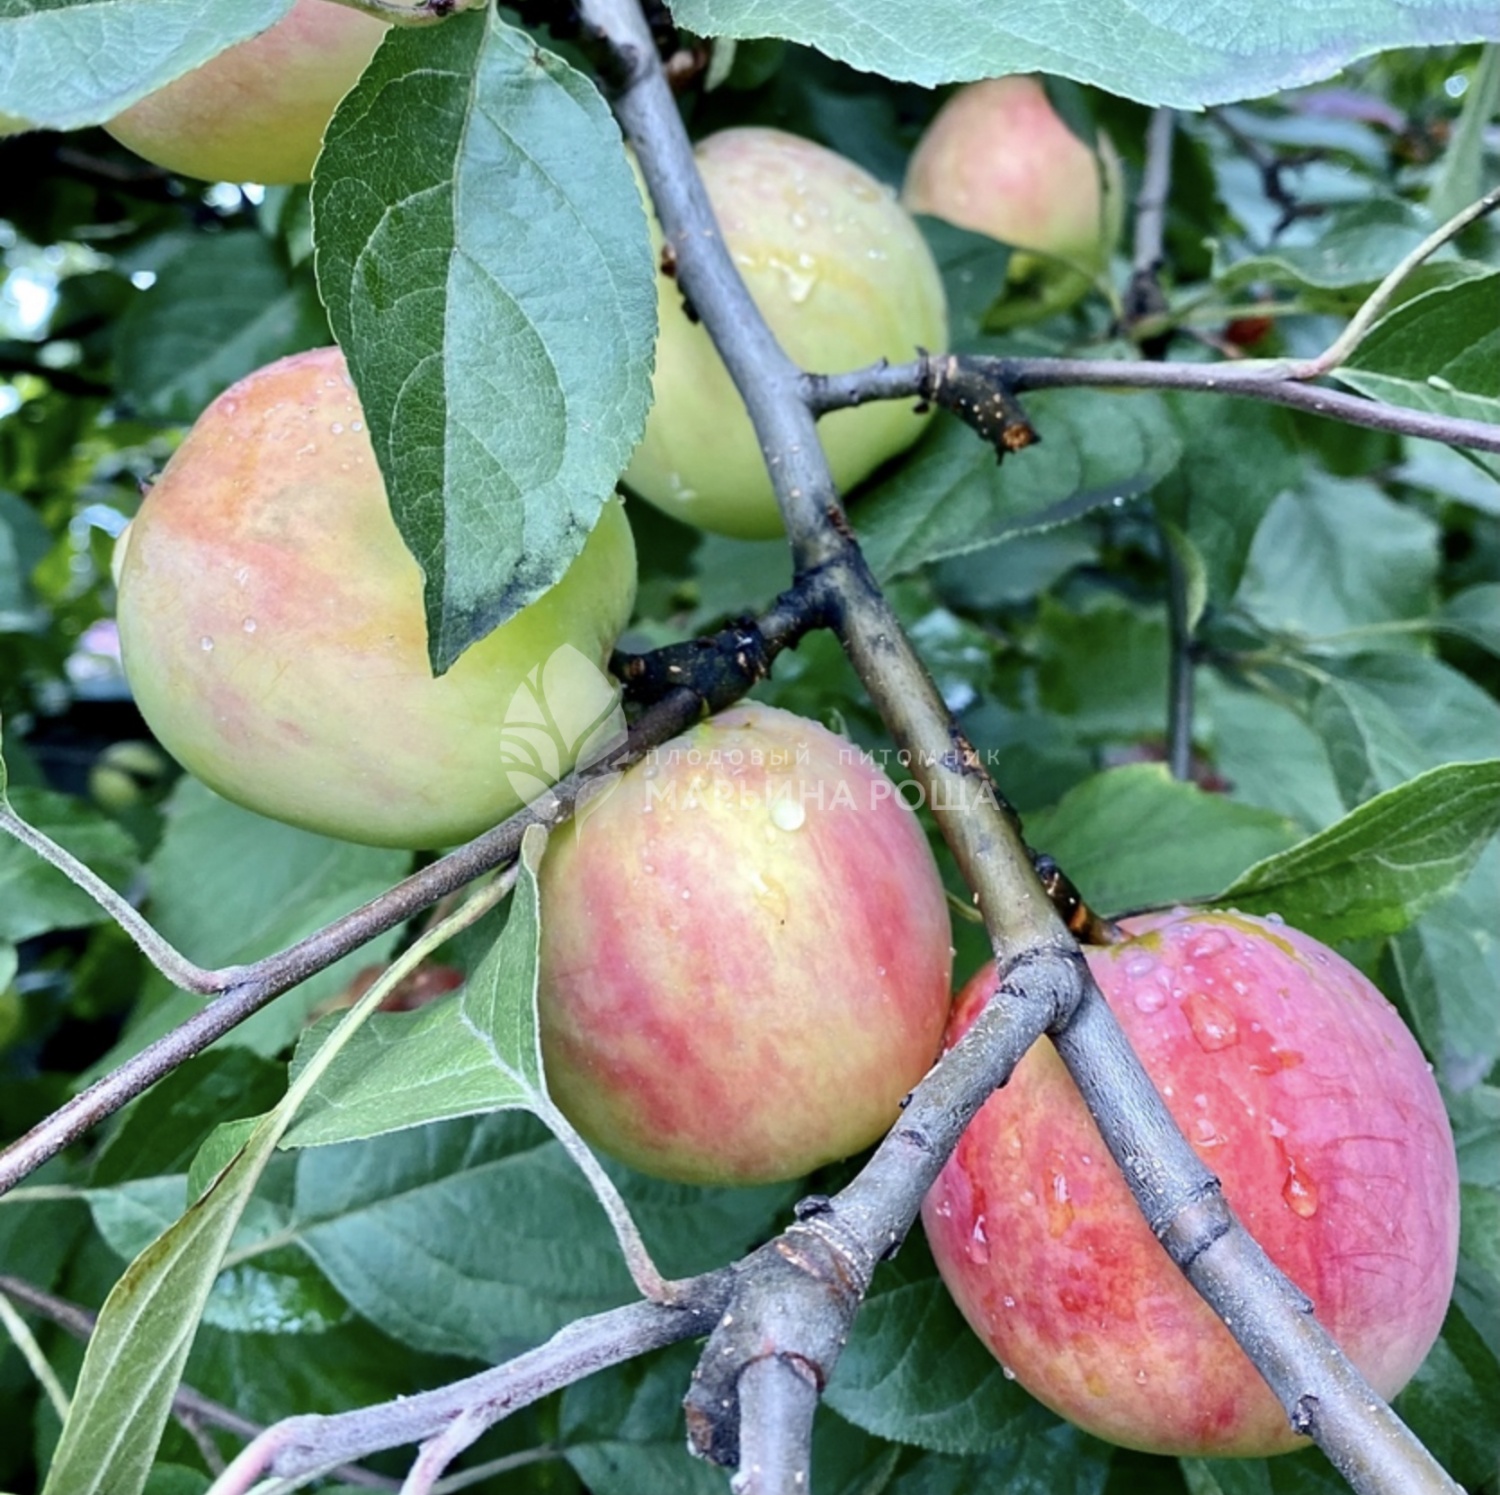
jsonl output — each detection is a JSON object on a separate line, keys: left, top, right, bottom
{"left": 805, "top": 353, "right": 1500, "bottom": 456}
{"left": 579, "top": 3, "right": 1467, "bottom": 1494}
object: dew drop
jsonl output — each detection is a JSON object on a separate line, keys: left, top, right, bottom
{"left": 1189, "top": 929, "right": 1230, "bottom": 960}
{"left": 351, "top": 420, "right": 364, "bottom": 432}
{"left": 1282, "top": 1158, "right": 1319, "bottom": 1218}
{"left": 1001, "top": 1365, "right": 1017, "bottom": 1381}
{"left": 1133, "top": 983, "right": 1167, "bottom": 1014}
{"left": 1185, "top": 990, "right": 1239, "bottom": 1051}
{"left": 876, "top": 965, "right": 886, "bottom": 977}
{"left": 966, "top": 1216, "right": 990, "bottom": 1264}
{"left": 1135, "top": 1368, "right": 1149, "bottom": 1384}
{"left": 1018, "top": 1189, "right": 1037, "bottom": 1208}
{"left": 234, "top": 566, "right": 250, "bottom": 587}
{"left": 330, "top": 422, "right": 344, "bottom": 435}
{"left": 242, "top": 617, "right": 257, "bottom": 634}
{"left": 1265, "top": 911, "right": 1285, "bottom": 925}
{"left": 1124, "top": 953, "right": 1157, "bottom": 979}
{"left": 199, "top": 635, "right": 215, "bottom": 652}
{"left": 1002, "top": 1295, "right": 1016, "bottom": 1308}
{"left": 770, "top": 798, "right": 806, "bottom": 832}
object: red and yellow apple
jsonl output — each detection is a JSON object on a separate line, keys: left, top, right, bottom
{"left": 624, "top": 128, "right": 949, "bottom": 539}
{"left": 114, "top": 346, "right": 637, "bottom": 849}
{"left": 104, "top": 0, "right": 388, "bottom": 185}
{"left": 536, "top": 702, "right": 954, "bottom": 1184}
{"left": 923, "top": 909, "right": 1458, "bottom": 1456}
{"left": 903, "top": 76, "right": 1122, "bottom": 322}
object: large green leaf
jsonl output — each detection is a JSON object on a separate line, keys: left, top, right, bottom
{"left": 114, "top": 232, "right": 327, "bottom": 423}
{"left": 856, "top": 392, "right": 1181, "bottom": 579}
{"left": 825, "top": 1233, "right": 1040, "bottom": 1454}
{"left": 1234, "top": 476, "right": 1439, "bottom": 650}
{"left": 313, "top": 9, "right": 656, "bottom": 672}
{"left": 0, "top": 0, "right": 290, "bottom": 131}
{"left": 291, "top": 1114, "right": 794, "bottom": 1361}
{"left": 1221, "top": 759, "right": 1500, "bottom": 943}
{"left": 1025, "top": 765, "right": 1302, "bottom": 918}
{"left": 666, "top": 1, "right": 1500, "bottom": 107}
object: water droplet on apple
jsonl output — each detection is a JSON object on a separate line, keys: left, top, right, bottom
{"left": 1185, "top": 990, "right": 1239, "bottom": 1051}
{"left": 242, "top": 617, "right": 257, "bottom": 634}
{"left": 1282, "top": 1158, "right": 1319, "bottom": 1218}
{"left": 330, "top": 422, "right": 344, "bottom": 435}
{"left": 771, "top": 798, "right": 806, "bottom": 832}
{"left": 1018, "top": 1188, "right": 1037, "bottom": 1207}
{"left": 200, "top": 636, "right": 214, "bottom": 652}
{"left": 351, "top": 420, "right": 364, "bottom": 432}
{"left": 966, "top": 1216, "right": 990, "bottom": 1264}
{"left": 1124, "top": 953, "right": 1156, "bottom": 979}
{"left": 234, "top": 566, "right": 250, "bottom": 586}
{"left": 1002, "top": 1294, "right": 1016, "bottom": 1308}
{"left": 1133, "top": 983, "right": 1167, "bottom": 1014}
{"left": 1265, "top": 911, "right": 1285, "bottom": 924}
{"left": 1001, "top": 1364, "right": 1017, "bottom": 1381}
{"left": 789, "top": 210, "right": 809, "bottom": 229}
{"left": 1135, "top": 1368, "right": 1149, "bottom": 1384}
{"left": 1189, "top": 929, "right": 1230, "bottom": 960}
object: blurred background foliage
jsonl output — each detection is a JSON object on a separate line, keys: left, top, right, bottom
{"left": 0, "top": 30, "right": 1497, "bottom": 1495}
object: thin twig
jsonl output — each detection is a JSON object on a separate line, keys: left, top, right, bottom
{"left": 205, "top": 1288, "right": 729, "bottom": 1494}
{"left": 804, "top": 352, "right": 1500, "bottom": 455}
{"left": 1289, "top": 182, "right": 1500, "bottom": 377}
{"left": 0, "top": 1274, "right": 398, "bottom": 1490}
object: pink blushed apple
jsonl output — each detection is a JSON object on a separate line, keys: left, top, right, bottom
{"left": 536, "top": 702, "right": 955, "bottom": 1185}
{"left": 105, "top": 0, "right": 388, "bottom": 185}
{"left": 923, "top": 909, "right": 1458, "bottom": 1456}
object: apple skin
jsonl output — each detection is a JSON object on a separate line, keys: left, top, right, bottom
{"left": 624, "top": 128, "right": 949, "bottom": 540}
{"left": 114, "top": 346, "right": 637, "bottom": 850}
{"left": 536, "top": 702, "right": 955, "bottom": 1185}
{"left": 923, "top": 909, "right": 1458, "bottom": 1457}
{"left": 902, "top": 77, "right": 1122, "bottom": 322}
{"left": 104, "top": 0, "right": 387, "bottom": 185}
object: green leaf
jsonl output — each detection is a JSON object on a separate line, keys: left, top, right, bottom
{"left": 313, "top": 10, "right": 655, "bottom": 671}
{"left": 1439, "top": 584, "right": 1500, "bottom": 656}
{"left": 561, "top": 1344, "right": 726, "bottom": 1495}
{"left": 1388, "top": 847, "right": 1500, "bottom": 1091}
{"left": 90, "top": 1050, "right": 288, "bottom": 1187}
{"left": 1313, "top": 652, "right": 1500, "bottom": 805}
{"left": 1395, "top": 1305, "right": 1500, "bottom": 1493}
{"left": 115, "top": 232, "right": 327, "bottom": 422}
{"left": 0, "top": 787, "right": 138, "bottom": 941}
{"left": 857, "top": 393, "right": 1181, "bottom": 580}
{"left": 1234, "top": 476, "right": 1439, "bottom": 649}
{"left": 283, "top": 817, "right": 549, "bottom": 1147}
{"left": 1214, "top": 200, "right": 1472, "bottom": 299}
{"left": 291, "top": 1114, "right": 795, "bottom": 1361}
{"left": 1220, "top": 759, "right": 1500, "bottom": 942}
{"left": 41, "top": 1109, "right": 290, "bottom": 1494}
{"left": 0, "top": 0, "right": 292, "bottom": 131}
{"left": 1026, "top": 765, "right": 1302, "bottom": 918}
{"left": 1335, "top": 273, "right": 1500, "bottom": 479}
{"left": 103, "top": 779, "right": 407, "bottom": 1063}
{"left": 663, "top": 0, "right": 1500, "bottom": 107}
{"left": 887, "top": 1421, "right": 1114, "bottom": 1495}
{"left": 1032, "top": 595, "right": 1170, "bottom": 744}
{"left": 1151, "top": 396, "right": 1301, "bottom": 609}
{"left": 825, "top": 1232, "right": 1040, "bottom": 1454}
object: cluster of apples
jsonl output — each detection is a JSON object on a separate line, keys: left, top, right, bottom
{"left": 103, "top": 1, "right": 1457, "bottom": 1463}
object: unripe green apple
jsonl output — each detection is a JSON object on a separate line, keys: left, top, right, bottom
{"left": 104, "top": 0, "right": 387, "bottom": 185}
{"left": 923, "top": 910, "right": 1459, "bottom": 1456}
{"left": 903, "top": 76, "right": 1123, "bottom": 322}
{"left": 537, "top": 702, "right": 955, "bottom": 1184}
{"left": 624, "top": 128, "right": 949, "bottom": 540}
{"left": 114, "top": 346, "right": 637, "bottom": 849}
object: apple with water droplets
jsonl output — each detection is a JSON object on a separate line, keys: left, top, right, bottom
{"left": 923, "top": 909, "right": 1458, "bottom": 1456}
{"left": 624, "top": 127, "right": 949, "bottom": 539}
{"left": 113, "top": 346, "right": 638, "bottom": 849}
{"left": 536, "top": 702, "right": 954, "bottom": 1184}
